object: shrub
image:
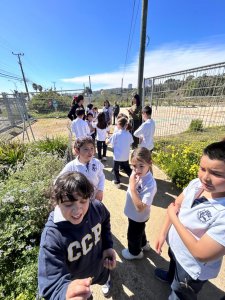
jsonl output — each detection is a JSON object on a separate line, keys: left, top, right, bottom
{"left": 154, "top": 142, "right": 208, "bottom": 188}
{"left": 0, "top": 152, "right": 65, "bottom": 299}
{"left": 188, "top": 119, "right": 203, "bottom": 132}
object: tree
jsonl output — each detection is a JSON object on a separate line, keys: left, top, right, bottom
{"left": 32, "top": 83, "right": 38, "bottom": 92}
{"left": 37, "top": 85, "right": 43, "bottom": 92}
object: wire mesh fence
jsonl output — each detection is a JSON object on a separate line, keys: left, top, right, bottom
{"left": 144, "top": 62, "right": 225, "bottom": 137}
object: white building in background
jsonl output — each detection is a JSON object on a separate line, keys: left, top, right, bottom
{"left": 128, "top": 84, "right": 132, "bottom": 89}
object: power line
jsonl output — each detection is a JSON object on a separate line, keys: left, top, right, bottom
{"left": 0, "top": 72, "right": 23, "bottom": 81}
{"left": 123, "top": 0, "right": 137, "bottom": 79}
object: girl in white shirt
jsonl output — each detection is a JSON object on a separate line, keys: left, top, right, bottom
{"left": 94, "top": 112, "right": 110, "bottom": 161}
{"left": 122, "top": 147, "right": 157, "bottom": 260}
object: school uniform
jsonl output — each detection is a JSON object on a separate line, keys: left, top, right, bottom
{"left": 71, "top": 118, "right": 90, "bottom": 139}
{"left": 95, "top": 127, "right": 109, "bottom": 159}
{"left": 167, "top": 178, "right": 225, "bottom": 299}
{"left": 38, "top": 200, "right": 113, "bottom": 300}
{"left": 124, "top": 171, "right": 157, "bottom": 255}
{"left": 58, "top": 157, "right": 105, "bottom": 197}
{"left": 133, "top": 119, "right": 155, "bottom": 150}
{"left": 108, "top": 129, "right": 133, "bottom": 184}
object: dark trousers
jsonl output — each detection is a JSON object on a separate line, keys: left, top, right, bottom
{"left": 96, "top": 140, "right": 107, "bottom": 159}
{"left": 113, "top": 160, "right": 132, "bottom": 184}
{"left": 167, "top": 248, "right": 207, "bottom": 300}
{"left": 132, "top": 119, "right": 142, "bottom": 148}
{"left": 113, "top": 114, "right": 118, "bottom": 125}
{"left": 127, "top": 218, "right": 147, "bottom": 255}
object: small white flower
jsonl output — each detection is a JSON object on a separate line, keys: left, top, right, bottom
{"left": 23, "top": 205, "right": 30, "bottom": 211}
{"left": 25, "top": 245, "right": 33, "bottom": 251}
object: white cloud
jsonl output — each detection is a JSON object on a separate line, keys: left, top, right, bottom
{"left": 61, "top": 42, "right": 225, "bottom": 90}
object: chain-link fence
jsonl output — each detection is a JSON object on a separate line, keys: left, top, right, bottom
{"left": 144, "top": 62, "right": 225, "bottom": 137}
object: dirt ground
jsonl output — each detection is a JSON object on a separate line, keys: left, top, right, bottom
{"left": 15, "top": 118, "right": 225, "bottom": 300}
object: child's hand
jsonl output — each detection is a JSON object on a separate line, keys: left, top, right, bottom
{"left": 155, "top": 233, "right": 167, "bottom": 255}
{"left": 95, "top": 190, "right": 103, "bottom": 201}
{"left": 129, "top": 171, "right": 140, "bottom": 190}
{"left": 167, "top": 203, "right": 180, "bottom": 221}
{"left": 66, "top": 278, "right": 92, "bottom": 300}
{"left": 103, "top": 248, "right": 116, "bottom": 270}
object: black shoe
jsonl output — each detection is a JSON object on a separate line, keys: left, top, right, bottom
{"left": 154, "top": 268, "right": 170, "bottom": 283}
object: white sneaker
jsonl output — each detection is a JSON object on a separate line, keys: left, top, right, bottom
{"left": 122, "top": 248, "right": 144, "bottom": 260}
{"left": 102, "top": 157, "right": 107, "bottom": 161}
{"left": 142, "top": 241, "right": 151, "bottom": 251}
{"left": 101, "top": 275, "right": 111, "bottom": 297}
{"left": 112, "top": 180, "right": 121, "bottom": 189}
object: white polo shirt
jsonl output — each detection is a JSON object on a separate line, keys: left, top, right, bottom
{"left": 124, "top": 171, "right": 157, "bottom": 222}
{"left": 168, "top": 178, "right": 225, "bottom": 280}
{"left": 133, "top": 119, "right": 155, "bottom": 150}
{"left": 95, "top": 126, "right": 109, "bottom": 142}
{"left": 58, "top": 157, "right": 105, "bottom": 195}
{"left": 108, "top": 129, "right": 133, "bottom": 161}
{"left": 71, "top": 118, "right": 90, "bottom": 139}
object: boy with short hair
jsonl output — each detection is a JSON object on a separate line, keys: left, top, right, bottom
{"left": 133, "top": 105, "right": 155, "bottom": 151}
{"left": 107, "top": 117, "right": 133, "bottom": 188}
{"left": 58, "top": 137, "right": 105, "bottom": 201}
{"left": 38, "top": 172, "right": 116, "bottom": 300}
{"left": 155, "top": 140, "right": 225, "bottom": 299}
{"left": 71, "top": 108, "right": 90, "bottom": 139}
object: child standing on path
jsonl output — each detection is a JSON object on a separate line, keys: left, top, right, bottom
{"left": 122, "top": 147, "right": 157, "bottom": 260}
{"left": 155, "top": 140, "right": 225, "bottom": 300}
{"left": 71, "top": 108, "right": 90, "bottom": 139}
{"left": 38, "top": 172, "right": 116, "bottom": 300}
{"left": 86, "top": 112, "right": 96, "bottom": 141}
{"left": 94, "top": 112, "right": 110, "bottom": 161}
{"left": 133, "top": 105, "right": 155, "bottom": 151}
{"left": 58, "top": 137, "right": 105, "bottom": 201}
{"left": 107, "top": 117, "right": 133, "bottom": 188}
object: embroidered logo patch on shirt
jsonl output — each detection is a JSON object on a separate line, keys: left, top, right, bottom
{"left": 197, "top": 209, "right": 212, "bottom": 223}
{"left": 92, "top": 163, "right": 97, "bottom": 172}
{"left": 136, "top": 185, "right": 142, "bottom": 193}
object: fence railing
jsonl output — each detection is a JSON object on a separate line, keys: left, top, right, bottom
{"left": 144, "top": 62, "right": 225, "bottom": 136}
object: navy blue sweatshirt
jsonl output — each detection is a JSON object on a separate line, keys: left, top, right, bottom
{"left": 38, "top": 200, "right": 113, "bottom": 300}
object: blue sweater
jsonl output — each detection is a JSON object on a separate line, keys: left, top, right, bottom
{"left": 38, "top": 200, "right": 113, "bottom": 300}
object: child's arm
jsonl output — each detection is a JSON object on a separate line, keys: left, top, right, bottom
{"left": 133, "top": 123, "right": 144, "bottom": 138}
{"left": 129, "top": 172, "right": 147, "bottom": 212}
{"left": 167, "top": 203, "right": 225, "bottom": 262}
{"left": 95, "top": 166, "right": 105, "bottom": 201}
{"left": 66, "top": 278, "right": 92, "bottom": 300}
{"left": 155, "top": 192, "right": 184, "bottom": 255}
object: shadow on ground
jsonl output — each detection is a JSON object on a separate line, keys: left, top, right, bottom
{"left": 110, "top": 235, "right": 225, "bottom": 300}
{"left": 153, "top": 178, "right": 181, "bottom": 209}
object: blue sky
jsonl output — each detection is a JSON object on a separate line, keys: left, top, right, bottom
{"left": 1, "top": 0, "right": 225, "bottom": 93}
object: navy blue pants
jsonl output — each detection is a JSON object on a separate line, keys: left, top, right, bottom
{"left": 127, "top": 218, "right": 147, "bottom": 255}
{"left": 167, "top": 248, "right": 207, "bottom": 300}
{"left": 113, "top": 160, "right": 132, "bottom": 184}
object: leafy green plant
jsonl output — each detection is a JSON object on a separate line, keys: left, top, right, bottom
{"left": 0, "top": 141, "right": 27, "bottom": 165}
{"left": 188, "top": 119, "right": 203, "bottom": 132}
{"left": 31, "top": 136, "right": 68, "bottom": 157}
{"left": 0, "top": 151, "right": 65, "bottom": 299}
{"left": 154, "top": 142, "right": 207, "bottom": 188}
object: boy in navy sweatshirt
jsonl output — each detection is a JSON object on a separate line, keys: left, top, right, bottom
{"left": 38, "top": 172, "right": 116, "bottom": 300}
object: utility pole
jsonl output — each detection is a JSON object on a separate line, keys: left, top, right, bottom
{"left": 12, "top": 52, "right": 31, "bottom": 101}
{"left": 137, "top": 0, "right": 148, "bottom": 106}
{"left": 52, "top": 81, "right": 56, "bottom": 91}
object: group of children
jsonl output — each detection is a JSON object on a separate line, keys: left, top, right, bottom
{"left": 38, "top": 99, "right": 225, "bottom": 300}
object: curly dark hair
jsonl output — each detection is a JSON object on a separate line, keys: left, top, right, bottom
{"left": 52, "top": 172, "right": 94, "bottom": 204}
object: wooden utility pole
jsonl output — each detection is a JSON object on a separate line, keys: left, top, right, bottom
{"left": 137, "top": 0, "right": 148, "bottom": 106}
{"left": 12, "top": 52, "right": 31, "bottom": 101}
